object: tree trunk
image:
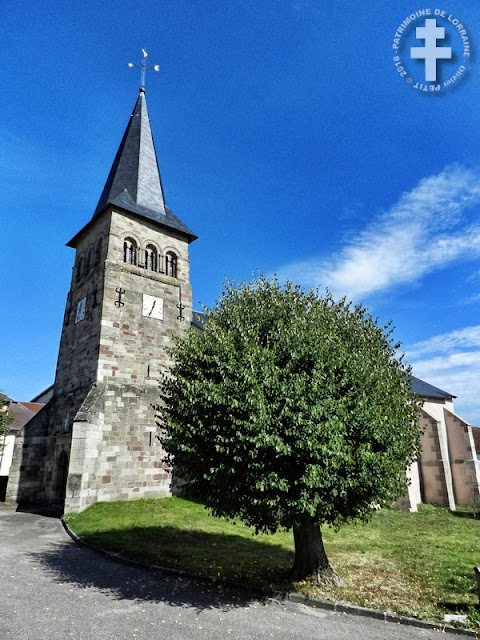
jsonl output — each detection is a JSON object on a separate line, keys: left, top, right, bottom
{"left": 291, "top": 517, "right": 343, "bottom": 586}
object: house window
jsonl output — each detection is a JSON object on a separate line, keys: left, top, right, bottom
{"left": 145, "top": 245, "right": 158, "bottom": 272}
{"left": 123, "top": 238, "right": 137, "bottom": 265}
{"left": 165, "top": 251, "right": 177, "bottom": 278}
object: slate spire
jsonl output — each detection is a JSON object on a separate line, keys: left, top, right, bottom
{"left": 67, "top": 88, "right": 196, "bottom": 247}
{"left": 93, "top": 88, "right": 168, "bottom": 220}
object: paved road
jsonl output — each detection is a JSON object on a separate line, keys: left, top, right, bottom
{"left": 0, "top": 506, "right": 465, "bottom": 639}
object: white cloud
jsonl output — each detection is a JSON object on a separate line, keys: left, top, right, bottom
{"left": 274, "top": 165, "right": 480, "bottom": 300}
{"left": 408, "top": 326, "right": 480, "bottom": 358}
{"left": 273, "top": 165, "right": 480, "bottom": 422}
{"left": 407, "top": 326, "right": 480, "bottom": 424}
{"left": 462, "top": 292, "right": 480, "bottom": 305}
{"left": 272, "top": 165, "right": 480, "bottom": 421}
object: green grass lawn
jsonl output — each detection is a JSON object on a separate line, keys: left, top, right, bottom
{"left": 64, "top": 497, "right": 480, "bottom": 625}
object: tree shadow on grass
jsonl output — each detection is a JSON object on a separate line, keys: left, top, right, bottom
{"left": 439, "top": 601, "right": 473, "bottom": 613}
{"left": 28, "top": 524, "right": 294, "bottom": 612}
{"left": 450, "top": 510, "right": 480, "bottom": 521}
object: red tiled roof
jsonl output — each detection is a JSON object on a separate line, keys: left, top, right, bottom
{"left": 0, "top": 396, "right": 45, "bottom": 434}
{"left": 19, "top": 402, "right": 44, "bottom": 414}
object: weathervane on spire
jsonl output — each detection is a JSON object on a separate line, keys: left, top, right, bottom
{"left": 128, "top": 49, "right": 160, "bottom": 90}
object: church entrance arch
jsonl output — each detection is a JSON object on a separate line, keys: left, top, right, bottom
{"left": 54, "top": 450, "right": 69, "bottom": 511}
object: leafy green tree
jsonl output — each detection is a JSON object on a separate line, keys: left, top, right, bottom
{"left": 159, "top": 276, "right": 421, "bottom": 585}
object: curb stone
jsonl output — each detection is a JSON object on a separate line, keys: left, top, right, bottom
{"left": 62, "top": 518, "right": 480, "bottom": 638}
{"left": 277, "top": 592, "right": 480, "bottom": 637}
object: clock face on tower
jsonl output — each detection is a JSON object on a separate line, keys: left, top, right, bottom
{"left": 75, "top": 296, "right": 87, "bottom": 324}
{"left": 142, "top": 294, "right": 163, "bottom": 320}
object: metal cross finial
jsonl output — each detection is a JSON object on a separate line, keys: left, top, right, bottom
{"left": 128, "top": 49, "right": 160, "bottom": 90}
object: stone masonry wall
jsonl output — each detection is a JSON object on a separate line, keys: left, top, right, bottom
{"left": 54, "top": 214, "right": 111, "bottom": 398}
{"left": 65, "top": 382, "right": 171, "bottom": 512}
{"left": 8, "top": 206, "right": 193, "bottom": 512}
{"left": 418, "top": 410, "right": 452, "bottom": 507}
{"left": 444, "top": 409, "right": 480, "bottom": 507}
{"left": 97, "top": 209, "right": 192, "bottom": 385}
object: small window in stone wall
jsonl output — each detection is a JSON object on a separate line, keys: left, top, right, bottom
{"left": 145, "top": 245, "right": 158, "bottom": 272}
{"left": 123, "top": 238, "right": 137, "bottom": 265}
{"left": 94, "top": 238, "right": 102, "bottom": 265}
{"left": 76, "top": 256, "right": 85, "bottom": 283}
{"left": 87, "top": 248, "right": 93, "bottom": 271}
{"left": 165, "top": 251, "right": 177, "bottom": 278}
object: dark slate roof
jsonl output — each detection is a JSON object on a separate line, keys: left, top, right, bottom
{"left": 68, "top": 89, "right": 197, "bottom": 247}
{"left": 410, "top": 375, "right": 455, "bottom": 400}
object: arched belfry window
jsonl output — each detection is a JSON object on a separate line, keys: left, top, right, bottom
{"left": 145, "top": 245, "right": 158, "bottom": 272}
{"left": 94, "top": 238, "right": 103, "bottom": 266}
{"left": 165, "top": 251, "right": 177, "bottom": 278}
{"left": 86, "top": 248, "right": 93, "bottom": 272}
{"left": 123, "top": 238, "right": 137, "bottom": 266}
{"left": 76, "top": 256, "right": 85, "bottom": 283}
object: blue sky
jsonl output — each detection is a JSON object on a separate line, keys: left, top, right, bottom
{"left": 2, "top": 1, "right": 480, "bottom": 423}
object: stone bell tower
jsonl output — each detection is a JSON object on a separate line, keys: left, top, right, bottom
{"left": 7, "top": 81, "right": 197, "bottom": 513}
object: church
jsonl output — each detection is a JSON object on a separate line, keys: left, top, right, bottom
{"left": 6, "top": 74, "right": 480, "bottom": 515}
{"left": 7, "top": 81, "right": 197, "bottom": 513}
